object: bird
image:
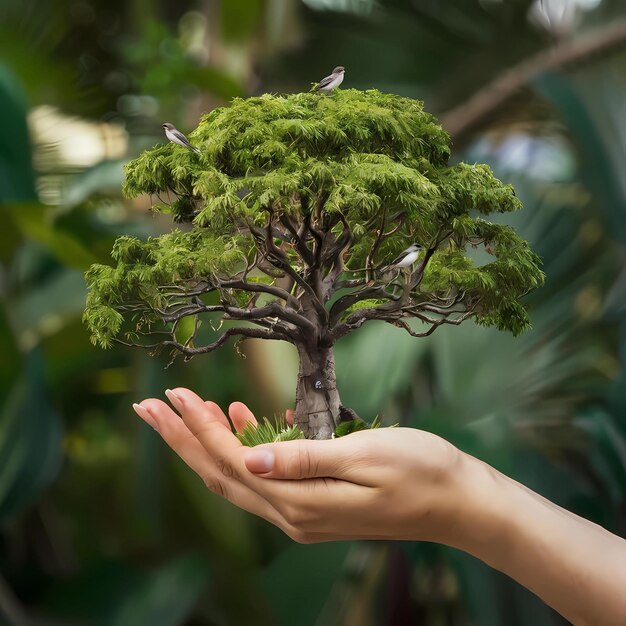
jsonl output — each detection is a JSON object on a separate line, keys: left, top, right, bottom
{"left": 382, "top": 243, "right": 423, "bottom": 272}
{"left": 314, "top": 66, "right": 345, "bottom": 93}
{"left": 162, "top": 122, "right": 200, "bottom": 153}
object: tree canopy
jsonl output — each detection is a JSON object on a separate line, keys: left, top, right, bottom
{"left": 84, "top": 89, "right": 544, "bottom": 361}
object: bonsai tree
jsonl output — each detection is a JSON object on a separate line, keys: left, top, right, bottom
{"left": 83, "top": 89, "right": 544, "bottom": 440}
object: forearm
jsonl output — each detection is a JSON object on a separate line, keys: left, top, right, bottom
{"left": 448, "top": 454, "right": 626, "bottom": 626}
{"left": 138, "top": 392, "right": 626, "bottom": 622}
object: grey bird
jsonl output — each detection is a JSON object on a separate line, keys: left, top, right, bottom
{"left": 314, "top": 66, "right": 345, "bottom": 93}
{"left": 162, "top": 122, "right": 200, "bottom": 153}
{"left": 382, "top": 243, "right": 423, "bottom": 272}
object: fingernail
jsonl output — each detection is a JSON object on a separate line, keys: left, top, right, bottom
{"left": 165, "top": 389, "right": 184, "bottom": 412}
{"left": 132, "top": 403, "right": 159, "bottom": 431}
{"left": 245, "top": 448, "right": 275, "bottom": 473}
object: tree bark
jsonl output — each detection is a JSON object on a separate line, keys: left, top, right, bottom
{"left": 294, "top": 344, "right": 342, "bottom": 440}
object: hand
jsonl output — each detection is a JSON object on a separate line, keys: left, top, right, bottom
{"left": 133, "top": 387, "right": 626, "bottom": 625}
{"left": 132, "top": 387, "right": 464, "bottom": 544}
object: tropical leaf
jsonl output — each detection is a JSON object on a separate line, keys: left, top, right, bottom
{"left": 0, "top": 350, "right": 63, "bottom": 521}
{"left": 0, "top": 66, "right": 36, "bottom": 202}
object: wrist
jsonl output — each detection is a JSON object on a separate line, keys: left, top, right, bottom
{"left": 430, "top": 450, "right": 515, "bottom": 558}
{"left": 409, "top": 444, "right": 626, "bottom": 625}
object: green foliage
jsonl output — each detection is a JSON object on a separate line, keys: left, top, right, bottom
{"left": 0, "top": 66, "right": 36, "bottom": 202}
{"left": 83, "top": 230, "right": 249, "bottom": 347}
{"left": 235, "top": 416, "right": 305, "bottom": 446}
{"left": 0, "top": 351, "right": 63, "bottom": 521}
{"left": 123, "top": 19, "right": 244, "bottom": 111}
{"left": 4, "top": 1, "right": 626, "bottom": 625}
{"left": 420, "top": 225, "right": 544, "bottom": 335}
{"left": 122, "top": 89, "right": 451, "bottom": 218}
{"left": 334, "top": 415, "right": 386, "bottom": 437}
{"left": 87, "top": 89, "right": 543, "bottom": 349}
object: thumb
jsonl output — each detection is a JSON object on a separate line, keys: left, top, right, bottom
{"left": 244, "top": 439, "right": 346, "bottom": 480}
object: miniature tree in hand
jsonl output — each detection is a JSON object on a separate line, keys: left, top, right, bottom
{"left": 83, "top": 89, "right": 544, "bottom": 439}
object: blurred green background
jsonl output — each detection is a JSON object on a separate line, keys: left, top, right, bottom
{"left": 2, "top": 0, "right": 626, "bottom": 624}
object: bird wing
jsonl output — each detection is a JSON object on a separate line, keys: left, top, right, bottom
{"left": 389, "top": 249, "right": 409, "bottom": 266}
{"left": 172, "top": 129, "right": 194, "bottom": 147}
{"left": 315, "top": 73, "right": 335, "bottom": 90}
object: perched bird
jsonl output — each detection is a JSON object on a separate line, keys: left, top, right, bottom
{"left": 162, "top": 122, "right": 200, "bottom": 153}
{"left": 314, "top": 66, "right": 345, "bottom": 93}
{"left": 382, "top": 243, "right": 423, "bottom": 272}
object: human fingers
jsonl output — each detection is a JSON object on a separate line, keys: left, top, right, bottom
{"left": 228, "top": 401, "right": 257, "bottom": 433}
{"left": 160, "top": 390, "right": 348, "bottom": 519}
{"left": 135, "top": 399, "right": 247, "bottom": 501}
{"left": 165, "top": 387, "right": 247, "bottom": 477}
{"left": 134, "top": 400, "right": 218, "bottom": 480}
{"left": 161, "top": 391, "right": 380, "bottom": 534}
{"left": 204, "top": 400, "right": 231, "bottom": 427}
{"left": 133, "top": 399, "right": 333, "bottom": 542}
{"left": 285, "top": 409, "right": 295, "bottom": 425}
{"left": 244, "top": 436, "right": 374, "bottom": 486}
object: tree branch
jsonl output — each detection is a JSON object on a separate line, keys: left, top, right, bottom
{"left": 330, "top": 296, "right": 478, "bottom": 342}
{"left": 223, "top": 301, "right": 317, "bottom": 336}
{"left": 389, "top": 318, "right": 441, "bottom": 338}
{"left": 328, "top": 285, "right": 399, "bottom": 326}
{"left": 366, "top": 209, "right": 398, "bottom": 281}
{"left": 257, "top": 221, "right": 329, "bottom": 323}
{"left": 304, "top": 211, "right": 324, "bottom": 258}
{"left": 408, "top": 231, "right": 450, "bottom": 292}
{"left": 441, "top": 18, "right": 626, "bottom": 141}
{"left": 116, "top": 325, "right": 292, "bottom": 358}
{"left": 388, "top": 307, "right": 477, "bottom": 338}
{"left": 320, "top": 214, "right": 353, "bottom": 301}
{"left": 121, "top": 293, "right": 315, "bottom": 340}
{"left": 280, "top": 213, "right": 315, "bottom": 266}
{"left": 334, "top": 277, "right": 368, "bottom": 289}
{"left": 246, "top": 221, "right": 326, "bottom": 316}
{"left": 220, "top": 278, "right": 299, "bottom": 309}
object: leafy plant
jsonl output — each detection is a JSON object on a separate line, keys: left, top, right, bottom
{"left": 235, "top": 415, "right": 305, "bottom": 446}
{"left": 84, "top": 89, "right": 544, "bottom": 439}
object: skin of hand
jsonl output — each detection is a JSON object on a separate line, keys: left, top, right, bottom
{"left": 133, "top": 387, "right": 626, "bottom": 626}
{"left": 132, "top": 387, "right": 465, "bottom": 545}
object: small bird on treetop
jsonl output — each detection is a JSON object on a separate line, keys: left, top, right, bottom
{"left": 382, "top": 243, "right": 423, "bottom": 272}
{"left": 162, "top": 122, "right": 200, "bottom": 153}
{"left": 314, "top": 66, "right": 345, "bottom": 93}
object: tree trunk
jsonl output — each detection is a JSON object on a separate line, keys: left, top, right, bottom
{"left": 294, "top": 344, "right": 342, "bottom": 440}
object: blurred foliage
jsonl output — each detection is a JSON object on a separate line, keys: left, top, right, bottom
{"left": 2, "top": 1, "right": 626, "bottom": 626}
{"left": 123, "top": 19, "right": 245, "bottom": 113}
